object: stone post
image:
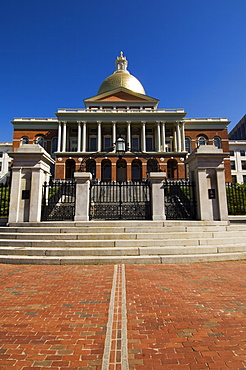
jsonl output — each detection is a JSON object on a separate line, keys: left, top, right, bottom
{"left": 74, "top": 172, "right": 92, "bottom": 221}
{"left": 8, "top": 144, "right": 55, "bottom": 223}
{"left": 185, "top": 145, "right": 228, "bottom": 221}
{"left": 148, "top": 172, "right": 166, "bottom": 220}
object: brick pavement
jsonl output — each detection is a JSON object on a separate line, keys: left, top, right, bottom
{"left": 0, "top": 261, "right": 246, "bottom": 369}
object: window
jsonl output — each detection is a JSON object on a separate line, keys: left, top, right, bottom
{"left": 36, "top": 136, "right": 44, "bottom": 147}
{"left": 230, "top": 150, "right": 234, "bottom": 156}
{"left": 51, "top": 137, "right": 58, "bottom": 153}
{"left": 197, "top": 136, "right": 207, "bottom": 146}
{"left": 185, "top": 137, "right": 191, "bottom": 153}
{"left": 230, "top": 161, "right": 235, "bottom": 170}
{"left": 232, "top": 175, "right": 237, "bottom": 184}
{"left": 240, "top": 150, "right": 246, "bottom": 156}
{"left": 70, "top": 140, "right": 77, "bottom": 152}
{"left": 21, "top": 136, "right": 29, "bottom": 144}
{"left": 213, "top": 136, "right": 221, "bottom": 149}
{"left": 132, "top": 137, "right": 139, "bottom": 151}
{"left": 146, "top": 136, "right": 153, "bottom": 151}
{"left": 243, "top": 176, "right": 246, "bottom": 184}
{"left": 89, "top": 136, "right": 97, "bottom": 152}
{"left": 104, "top": 137, "right": 111, "bottom": 151}
{"left": 241, "top": 161, "right": 246, "bottom": 170}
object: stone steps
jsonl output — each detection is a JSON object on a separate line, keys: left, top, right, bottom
{"left": 0, "top": 220, "right": 246, "bottom": 264}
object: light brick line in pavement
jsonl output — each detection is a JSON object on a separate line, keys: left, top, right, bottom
{"left": 102, "top": 264, "right": 129, "bottom": 370}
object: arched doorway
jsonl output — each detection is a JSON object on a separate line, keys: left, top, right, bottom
{"left": 167, "top": 159, "right": 178, "bottom": 178}
{"left": 66, "top": 159, "right": 76, "bottom": 179}
{"left": 132, "top": 159, "right": 142, "bottom": 181}
{"left": 116, "top": 159, "right": 127, "bottom": 182}
{"left": 86, "top": 159, "right": 96, "bottom": 179}
{"left": 147, "top": 159, "right": 159, "bottom": 174}
{"left": 101, "top": 159, "right": 112, "bottom": 181}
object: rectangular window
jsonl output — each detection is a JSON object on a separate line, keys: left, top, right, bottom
{"left": 104, "top": 137, "right": 111, "bottom": 151}
{"left": 240, "top": 150, "right": 245, "bottom": 156}
{"left": 232, "top": 175, "right": 237, "bottom": 184}
{"left": 89, "top": 137, "right": 97, "bottom": 152}
{"left": 230, "top": 161, "right": 236, "bottom": 170}
{"left": 146, "top": 137, "right": 153, "bottom": 151}
{"left": 230, "top": 150, "right": 234, "bottom": 156}
{"left": 242, "top": 161, "right": 246, "bottom": 170}
{"left": 243, "top": 176, "right": 246, "bottom": 184}
{"left": 132, "top": 137, "right": 139, "bottom": 151}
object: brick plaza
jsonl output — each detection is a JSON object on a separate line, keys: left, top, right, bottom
{"left": 0, "top": 261, "right": 246, "bottom": 369}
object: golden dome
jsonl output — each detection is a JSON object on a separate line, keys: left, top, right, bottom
{"left": 98, "top": 52, "right": 146, "bottom": 95}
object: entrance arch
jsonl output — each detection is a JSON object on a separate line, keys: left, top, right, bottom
{"left": 86, "top": 159, "right": 96, "bottom": 179}
{"left": 116, "top": 159, "right": 127, "bottom": 182}
{"left": 65, "top": 159, "right": 75, "bottom": 179}
{"left": 147, "top": 159, "right": 159, "bottom": 174}
{"left": 101, "top": 159, "right": 112, "bottom": 181}
{"left": 132, "top": 159, "right": 142, "bottom": 181}
{"left": 167, "top": 159, "right": 178, "bottom": 178}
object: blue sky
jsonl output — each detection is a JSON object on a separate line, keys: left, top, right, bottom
{"left": 1, "top": 0, "right": 246, "bottom": 141}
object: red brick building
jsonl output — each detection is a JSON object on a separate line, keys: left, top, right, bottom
{"left": 12, "top": 52, "right": 231, "bottom": 182}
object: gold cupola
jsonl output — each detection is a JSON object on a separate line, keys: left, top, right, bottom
{"left": 98, "top": 52, "right": 146, "bottom": 95}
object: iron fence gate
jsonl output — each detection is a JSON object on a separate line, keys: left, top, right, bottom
{"left": 90, "top": 180, "right": 151, "bottom": 220}
{"left": 41, "top": 179, "right": 76, "bottom": 221}
{"left": 0, "top": 181, "right": 11, "bottom": 218}
{"left": 226, "top": 182, "right": 246, "bottom": 215}
{"left": 164, "top": 179, "right": 196, "bottom": 220}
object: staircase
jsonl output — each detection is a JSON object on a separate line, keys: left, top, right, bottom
{"left": 0, "top": 220, "right": 246, "bottom": 264}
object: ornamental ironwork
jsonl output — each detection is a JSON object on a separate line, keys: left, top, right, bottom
{"left": 90, "top": 180, "right": 151, "bottom": 220}
{"left": 41, "top": 179, "right": 76, "bottom": 221}
{"left": 164, "top": 179, "right": 196, "bottom": 220}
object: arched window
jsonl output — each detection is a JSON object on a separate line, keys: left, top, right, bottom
{"left": 116, "top": 159, "right": 127, "bottom": 182}
{"left": 65, "top": 159, "right": 75, "bottom": 179}
{"left": 197, "top": 136, "right": 207, "bottom": 146}
{"left": 86, "top": 159, "right": 96, "bottom": 179}
{"left": 101, "top": 159, "right": 111, "bottom": 181}
{"left": 36, "top": 136, "right": 44, "bottom": 148}
{"left": 167, "top": 159, "right": 178, "bottom": 179}
{"left": 185, "top": 137, "right": 191, "bottom": 153}
{"left": 21, "top": 136, "right": 29, "bottom": 145}
{"left": 132, "top": 160, "right": 142, "bottom": 181}
{"left": 213, "top": 136, "right": 222, "bottom": 149}
{"left": 147, "top": 159, "right": 158, "bottom": 173}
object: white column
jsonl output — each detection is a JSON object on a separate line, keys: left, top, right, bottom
{"left": 127, "top": 121, "right": 131, "bottom": 152}
{"left": 97, "top": 121, "right": 101, "bottom": 152}
{"left": 176, "top": 122, "right": 181, "bottom": 152}
{"left": 161, "top": 121, "right": 166, "bottom": 152}
{"left": 57, "top": 122, "right": 62, "bottom": 152}
{"left": 142, "top": 121, "right": 146, "bottom": 152}
{"left": 62, "top": 121, "right": 67, "bottom": 152}
{"left": 77, "top": 121, "right": 81, "bottom": 152}
{"left": 82, "top": 121, "right": 87, "bottom": 152}
{"left": 156, "top": 122, "right": 161, "bottom": 152}
{"left": 112, "top": 121, "right": 116, "bottom": 152}
{"left": 181, "top": 121, "right": 185, "bottom": 152}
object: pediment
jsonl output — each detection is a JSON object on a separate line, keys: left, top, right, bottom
{"left": 84, "top": 87, "right": 159, "bottom": 103}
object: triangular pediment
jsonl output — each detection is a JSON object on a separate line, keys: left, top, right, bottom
{"left": 84, "top": 87, "right": 159, "bottom": 104}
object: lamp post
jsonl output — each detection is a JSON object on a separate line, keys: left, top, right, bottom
{"left": 115, "top": 137, "right": 126, "bottom": 159}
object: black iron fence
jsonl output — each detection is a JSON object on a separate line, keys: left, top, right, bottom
{"left": 41, "top": 179, "right": 76, "bottom": 221}
{"left": 226, "top": 183, "right": 246, "bottom": 215}
{"left": 90, "top": 180, "right": 151, "bottom": 220}
{"left": 164, "top": 179, "right": 196, "bottom": 220}
{"left": 0, "top": 182, "right": 11, "bottom": 218}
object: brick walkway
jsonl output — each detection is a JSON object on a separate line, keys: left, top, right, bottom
{"left": 0, "top": 262, "right": 246, "bottom": 369}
